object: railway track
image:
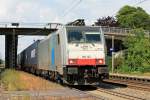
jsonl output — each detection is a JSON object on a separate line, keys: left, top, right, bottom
{"left": 104, "top": 79, "right": 150, "bottom": 92}
{"left": 91, "top": 87, "right": 146, "bottom": 100}
{"left": 70, "top": 88, "right": 105, "bottom": 100}
{"left": 20, "top": 71, "right": 150, "bottom": 99}
{"left": 72, "top": 84, "right": 147, "bottom": 100}
{"left": 2, "top": 69, "right": 149, "bottom": 100}
{"left": 1, "top": 69, "right": 146, "bottom": 100}
{"left": 38, "top": 73, "right": 150, "bottom": 100}
{"left": 69, "top": 84, "right": 147, "bottom": 100}
{"left": 104, "top": 74, "right": 150, "bottom": 92}
{"left": 0, "top": 89, "right": 99, "bottom": 100}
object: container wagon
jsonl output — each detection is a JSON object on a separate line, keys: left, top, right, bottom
{"left": 17, "top": 40, "right": 40, "bottom": 72}
{"left": 17, "top": 25, "right": 109, "bottom": 85}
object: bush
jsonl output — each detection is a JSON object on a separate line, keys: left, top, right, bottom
{"left": 106, "top": 56, "right": 112, "bottom": 71}
{"left": 116, "top": 28, "right": 150, "bottom": 74}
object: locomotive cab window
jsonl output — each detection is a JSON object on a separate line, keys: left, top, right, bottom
{"left": 67, "top": 31, "right": 101, "bottom": 43}
{"left": 67, "top": 31, "right": 84, "bottom": 43}
{"left": 85, "top": 32, "right": 101, "bottom": 43}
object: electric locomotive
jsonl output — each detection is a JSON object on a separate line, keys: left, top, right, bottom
{"left": 17, "top": 25, "right": 109, "bottom": 85}
{"left": 63, "top": 26, "right": 109, "bottom": 85}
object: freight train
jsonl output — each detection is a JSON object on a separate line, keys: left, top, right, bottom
{"left": 17, "top": 26, "right": 109, "bottom": 85}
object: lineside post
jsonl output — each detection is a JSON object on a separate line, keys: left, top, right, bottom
{"left": 111, "top": 36, "right": 114, "bottom": 73}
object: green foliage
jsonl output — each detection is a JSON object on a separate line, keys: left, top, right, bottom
{"left": 121, "top": 28, "right": 150, "bottom": 73}
{"left": 95, "top": 16, "right": 119, "bottom": 27}
{"left": 116, "top": 5, "right": 150, "bottom": 30}
{"left": 106, "top": 56, "right": 112, "bottom": 71}
{"left": 114, "top": 56, "right": 124, "bottom": 72}
{"left": 107, "top": 55, "right": 124, "bottom": 73}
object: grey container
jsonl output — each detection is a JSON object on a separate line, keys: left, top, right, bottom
{"left": 17, "top": 50, "right": 25, "bottom": 67}
{"left": 24, "top": 40, "right": 41, "bottom": 68}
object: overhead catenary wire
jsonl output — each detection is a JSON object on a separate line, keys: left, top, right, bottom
{"left": 110, "top": 0, "right": 149, "bottom": 17}
{"left": 61, "top": 0, "right": 82, "bottom": 17}
{"left": 134, "top": 0, "right": 149, "bottom": 5}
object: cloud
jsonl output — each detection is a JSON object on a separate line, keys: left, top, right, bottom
{"left": 0, "top": 0, "right": 150, "bottom": 59}
{"left": 0, "top": 0, "right": 149, "bottom": 23}
{"left": 0, "top": 0, "right": 59, "bottom": 22}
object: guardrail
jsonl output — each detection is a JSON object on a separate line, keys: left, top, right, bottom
{"left": 0, "top": 22, "right": 62, "bottom": 29}
{"left": 102, "top": 26, "right": 131, "bottom": 34}
{"left": 101, "top": 26, "right": 150, "bottom": 37}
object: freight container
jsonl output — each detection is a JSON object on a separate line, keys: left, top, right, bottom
{"left": 17, "top": 50, "right": 26, "bottom": 67}
{"left": 24, "top": 40, "right": 40, "bottom": 68}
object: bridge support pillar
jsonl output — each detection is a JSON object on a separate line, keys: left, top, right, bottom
{"left": 5, "top": 34, "right": 18, "bottom": 68}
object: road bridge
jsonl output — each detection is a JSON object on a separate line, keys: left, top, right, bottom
{"left": 102, "top": 26, "right": 150, "bottom": 55}
{"left": 102, "top": 26, "right": 150, "bottom": 39}
{"left": 0, "top": 23, "right": 61, "bottom": 68}
{"left": 0, "top": 24, "right": 149, "bottom": 68}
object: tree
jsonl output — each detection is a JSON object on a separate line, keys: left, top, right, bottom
{"left": 116, "top": 5, "right": 150, "bottom": 30}
{"left": 122, "top": 28, "right": 150, "bottom": 73}
{"left": 95, "top": 16, "right": 119, "bottom": 27}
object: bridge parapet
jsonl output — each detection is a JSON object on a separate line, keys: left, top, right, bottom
{"left": 102, "top": 26, "right": 130, "bottom": 34}
{"left": 101, "top": 26, "right": 150, "bottom": 37}
{"left": 0, "top": 22, "right": 62, "bottom": 29}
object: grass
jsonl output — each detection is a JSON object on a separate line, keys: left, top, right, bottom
{"left": 0, "top": 69, "right": 64, "bottom": 91}
{"left": 0, "top": 69, "right": 26, "bottom": 91}
{"left": 110, "top": 68, "right": 150, "bottom": 77}
{"left": 0, "top": 69, "right": 95, "bottom": 100}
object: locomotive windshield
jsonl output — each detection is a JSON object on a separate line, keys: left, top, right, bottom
{"left": 67, "top": 31, "right": 101, "bottom": 43}
{"left": 85, "top": 32, "right": 101, "bottom": 43}
{"left": 67, "top": 31, "right": 84, "bottom": 43}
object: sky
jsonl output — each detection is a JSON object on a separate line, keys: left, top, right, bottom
{"left": 0, "top": 0, "right": 150, "bottom": 59}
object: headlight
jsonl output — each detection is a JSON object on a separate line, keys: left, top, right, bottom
{"left": 67, "top": 67, "right": 78, "bottom": 74}
{"left": 96, "top": 59, "right": 104, "bottom": 65}
{"left": 68, "top": 59, "right": 77, "bottom": 65}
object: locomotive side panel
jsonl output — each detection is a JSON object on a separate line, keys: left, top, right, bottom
{"left": 49, "top": 34, "right": 57, "bottom": 71}
{"left": 59, "top": 27, "right": 68, "bottom": 67}
{"left": 54, "top": 33, "right": 63, "bottom": 75}
{"left": 38, "top": 32, "right": 63, "bottom": 73}
{"left": 38, "top": 37, "right": 52, "bottom": 70}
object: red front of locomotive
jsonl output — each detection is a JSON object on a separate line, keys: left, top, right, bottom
{"left": 64, "top": 26, "right": 109, "bottom": 85}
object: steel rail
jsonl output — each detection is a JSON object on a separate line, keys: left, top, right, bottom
{"left": 96, "top": 87, "right": 145, "bottom": 100}
{"left": 104, "top": 79, "right": 150, "bottom": 92}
